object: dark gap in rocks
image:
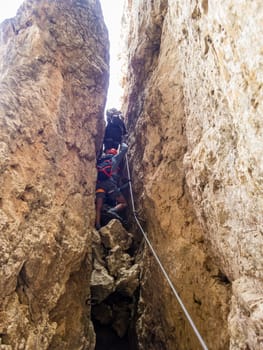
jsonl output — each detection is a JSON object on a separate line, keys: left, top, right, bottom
{"left": 16, "top": 263, "right": 29, "bottom": 305}
{"left": 93, "top": 321, "right": 129, "bottom": 350}
{"left": 91, "top": 290, "right": 139, "bottom": 350}
{"left": 212, "top": 270, "right": 231, "bottom": 285}
{"left": 91, "top": 217, "right": 141, "bottom": 350}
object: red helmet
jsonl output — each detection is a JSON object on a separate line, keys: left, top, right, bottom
{"left": 106, "top": 148, "right": 118, "bottom": 155}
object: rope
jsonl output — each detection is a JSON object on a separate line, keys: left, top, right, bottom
{"left": 125, "top": 154, "right": 209, "bottom": 350}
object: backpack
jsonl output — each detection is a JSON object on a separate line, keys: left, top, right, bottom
{"left": 112, "top": 116, "right": 126, "bottom": 135}
{"left": 97, "top": 155, "right": 113, "bottom": 181}
{"left": 104, "top": 116, "right": 126, "bottom": 144}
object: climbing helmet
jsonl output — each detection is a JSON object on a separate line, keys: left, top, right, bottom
{"left": 106, "top": 148, "right": 118, "bottom": 155}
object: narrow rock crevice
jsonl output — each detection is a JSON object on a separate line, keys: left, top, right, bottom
{"left": 91, "top": 220, "right": 140, "bottom": 349}
{"left": 0, "top": 0, "right": 262, "bottom": 349}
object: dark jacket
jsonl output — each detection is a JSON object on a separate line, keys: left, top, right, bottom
{"left": 103, "top": 117, "right": 127, "bottom": 150}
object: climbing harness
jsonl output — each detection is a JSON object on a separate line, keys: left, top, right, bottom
{"left": 97, "top": 163, "right": 112, "bottom": 179}
{"left": 125, "top": 154, "right": 209, "bottom": 350}
{"left": 96, "top": 156, "right": 114, "bottom": 181}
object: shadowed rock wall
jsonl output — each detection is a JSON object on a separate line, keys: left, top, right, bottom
{"left": 122, "top": 0, "right": 262, "bottom": 349}
{"left": 0, "top": 0, "right": 108, "bottom": 348}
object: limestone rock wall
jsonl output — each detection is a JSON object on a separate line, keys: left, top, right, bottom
{"left": 0, "top": 0, "right": 108, "bottom": 349}
{"left": 91, "top": 219, "right": 140, "bottom": 345}
{"left": 122, "top": 0, "right": 262, "bottom": 349}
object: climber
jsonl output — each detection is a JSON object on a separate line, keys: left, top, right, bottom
{"left": 103, "top": 108, "right": 127, "bottom": 151}
{"left": 95, "top": 142, "right": 128, "bottom": 230}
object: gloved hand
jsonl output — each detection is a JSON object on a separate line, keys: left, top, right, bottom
{"left": 120, "top": 142, "right": 128, "bottom": 151}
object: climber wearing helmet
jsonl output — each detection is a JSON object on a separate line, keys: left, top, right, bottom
{"left": 95, "top": 142, "right": 128, "bottom": 230}
{"left": 106, "top": 148, "right": 118, "bottom": 155}
{"left": 103, "top": 108, "right": 127, "bottom": 151}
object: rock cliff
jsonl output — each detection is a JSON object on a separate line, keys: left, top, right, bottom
{"left": 122, "top": 0, "right": 262, "bottom": 349}
{"left": 0, "top": 0, "right": 108, "bottom": 348}
{"left": 1, "top": 0, "right": 262, "bottom": 349}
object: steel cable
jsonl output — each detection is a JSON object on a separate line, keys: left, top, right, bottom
{"left": 125, "top": 155, "right": 209, "bottom": 350}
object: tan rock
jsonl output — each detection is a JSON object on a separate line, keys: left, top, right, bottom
{"left": 121, "top": 0, "right": 262, "bottom": 348}
{"left": 92, "top": 229, "right": 106, "bottom": 267}
{"left": 229, "top": 277, "right": 263, "bottom": 350}
{"left": 90, "top": 217, "right": 139, "bottom": 342}
{"left": 0, "top": 0, "right": 108, "bottom": 348}
{"left": 106, "top": 245, "right": 133, "bottom": 277}
{"left": 91, "top": 260, "right": 115, "bottom": 304}
{"left": 116, "top": 264, "right": 140, "bottom": 297}
{"left": 99, "top": 219, "right": 133, "bottom": 250}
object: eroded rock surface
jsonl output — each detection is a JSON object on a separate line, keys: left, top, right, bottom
{"left": 122, "top": 0, "right": 262, "bottom": 349}
{"left": 0, "top": 0, "right": 108, "bottom": 348}
{"left": 91, "top": 219, "right": 140, "bottom": 342}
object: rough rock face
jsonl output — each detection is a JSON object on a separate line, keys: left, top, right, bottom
{"left": 122, "top": 0, "right": 262, "bottom": 349}
{"left": 0, "top": 0, "right": 108, "bottom": 349}
{"left": 91, "top": 220, "right": 140, "bottom": 341}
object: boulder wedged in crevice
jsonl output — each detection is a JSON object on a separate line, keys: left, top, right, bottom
{"left": 91, "top": 219, "right": 140, "bottom": 349}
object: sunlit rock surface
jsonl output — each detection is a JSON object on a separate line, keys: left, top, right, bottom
{"left": 99, "top": 218, "right": 133, "bottom": 250}
{"left": 122, "top": 0, "right": 262, "bottom": 349}
{"left": 0, "top": 0, "right": 108, "bottom": 348}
